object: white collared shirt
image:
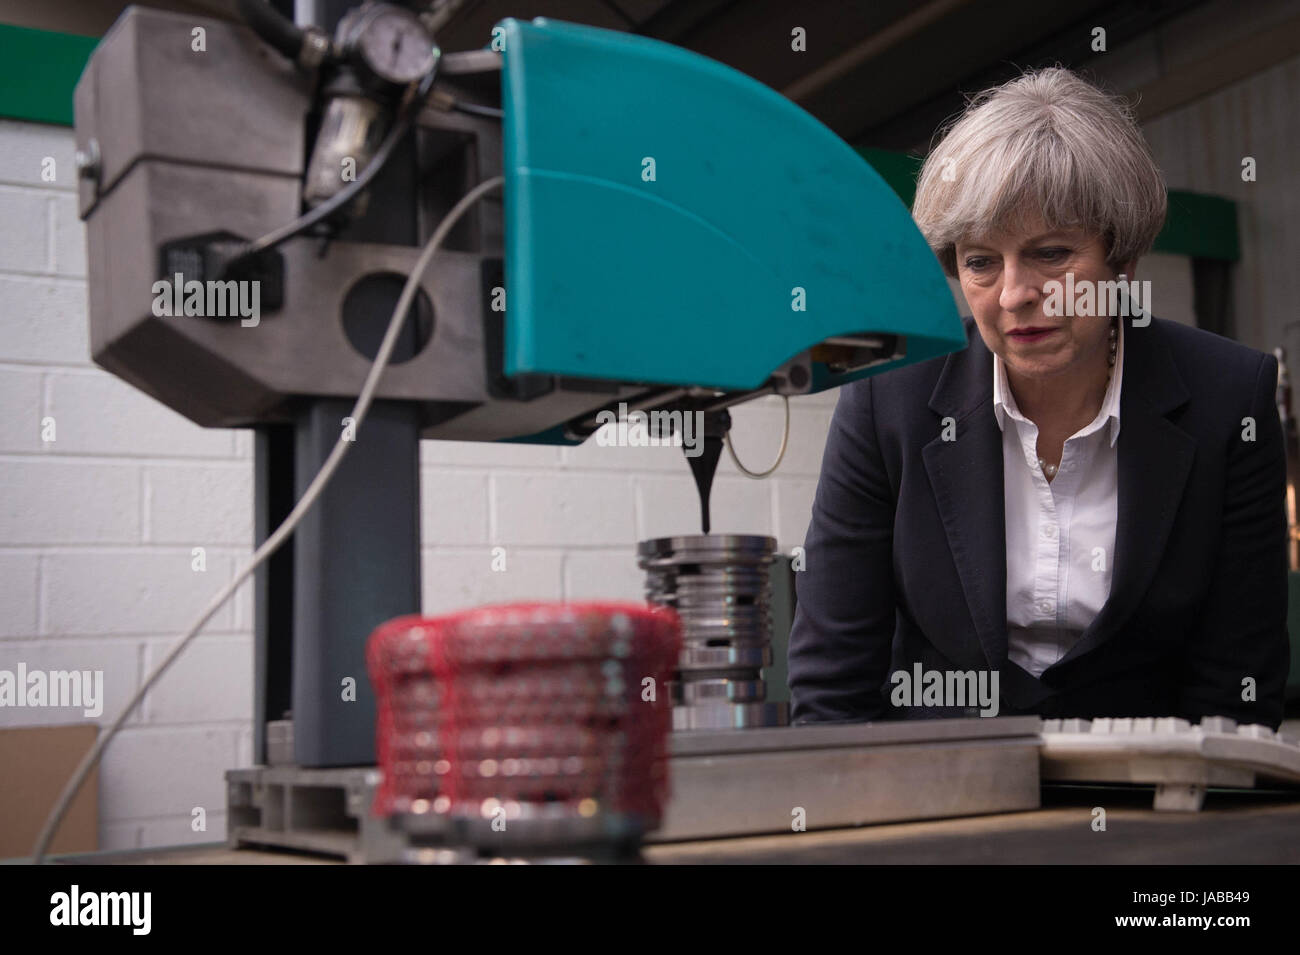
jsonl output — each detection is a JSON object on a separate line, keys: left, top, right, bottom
{"left": 992, "top": 319, "right": 1124, "bottom": 678}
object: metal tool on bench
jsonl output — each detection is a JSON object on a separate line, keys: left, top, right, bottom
{"left": 638, "top": 534, "right": 788, "bottom": 730}
{"left": 73, "top": 2, "right": 969, "bottom": 861}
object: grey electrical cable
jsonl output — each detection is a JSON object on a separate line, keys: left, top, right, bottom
{"left": 725, "top": 394, "right": 790, "bottom": 477}
{"left": 450, "top": 99, "right": 504, "bottom": 120}
{"left": 31, "top": 175, "right": 505, "bottom": 864}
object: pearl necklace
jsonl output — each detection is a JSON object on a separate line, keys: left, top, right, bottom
{"left": 1037, "top": 317, "right": 1118, "bottom": 479}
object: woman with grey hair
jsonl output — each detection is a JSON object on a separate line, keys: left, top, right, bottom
{"left": 788, "top": 67, "right": 1290, "bottom": 728}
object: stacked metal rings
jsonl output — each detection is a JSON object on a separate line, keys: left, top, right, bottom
{"left": 366, "top": 601, "right": 681, "bottom": 856}
{"left": 637, "top": 534, "right": 788, "bottom": 730}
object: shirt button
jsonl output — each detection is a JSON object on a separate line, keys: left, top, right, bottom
{"left": 1038, "top": 599, "right": 1054, "bottom": 614}
{"left": 1043, "top": 524, "right": 1057, "bottom": 539}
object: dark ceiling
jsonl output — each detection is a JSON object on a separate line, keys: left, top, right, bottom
{"left": 430, "top": 0, "right": 1210, "bottom": 152}
{"left": 7, "top": 0, "right": 1212, "bottom": 153}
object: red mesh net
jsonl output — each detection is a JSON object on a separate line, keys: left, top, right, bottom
{"left": 366, "top": 602, "right": 681, "bottom": 825}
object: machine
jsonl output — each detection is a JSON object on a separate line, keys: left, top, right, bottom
{"left": 74, "top": 1, "right": 963, "bottom": 754}
{"left": 65, "top": 0, "right": 1006, "bottom": 860}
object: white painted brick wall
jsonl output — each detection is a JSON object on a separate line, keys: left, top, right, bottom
{"left": 140, "top": 635, "right": 252, "bottom": 723}
{"left": 0, "top": 188, "right": 49, "bottom": 273}
{"left": 0, "top": 367, "right": 43, "bottom": 451}
{"left": 0, "top": 639, "right": 141, "bottom": 728}
{"left": 0, "top": 118, "right": 833, "bottom": 853}
{"left": 0, "top": 553, "right": 38, "bottom": 637}
{"left": 0, "top": 460, "right": 139, "bottom": 543}
{"left": 97, "top": 726, "right": 241, "bottom": 825}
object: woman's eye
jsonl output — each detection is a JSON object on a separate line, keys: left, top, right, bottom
{"left": 1037, "top": 247, "right": 1069, "bottom": 261}
{"left": 964, "top": 257, "right": 992, "bottom": 271}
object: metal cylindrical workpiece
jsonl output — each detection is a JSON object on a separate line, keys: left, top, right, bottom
{"left": 637, "top": 534, "right": 788, "bottom": 730}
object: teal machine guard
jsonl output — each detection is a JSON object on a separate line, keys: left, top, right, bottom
{"left": 499, "top": 17, "right": 966, "bottom": 401}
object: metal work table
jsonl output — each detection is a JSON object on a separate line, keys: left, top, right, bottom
{"left": 45, "top": 788, "right": 1300, "bottom": 865}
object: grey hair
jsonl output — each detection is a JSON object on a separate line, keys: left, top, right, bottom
{"left": 911, "top": 67, "right": 1167, "bottom": 277}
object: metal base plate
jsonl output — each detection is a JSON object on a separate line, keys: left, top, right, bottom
{"left": 225, "top": 717, "right": 1042, "bottom": 861}
{"left": 655, "top": 716, "right": 1040, "bottom": 840}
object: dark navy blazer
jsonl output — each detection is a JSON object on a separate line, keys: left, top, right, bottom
{"left": 788, "top": 314, "right": 1290, "bottom": 729}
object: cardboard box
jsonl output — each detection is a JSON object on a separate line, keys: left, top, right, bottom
{"left": 0, "top": 724, "right": 99, "bottom": 859}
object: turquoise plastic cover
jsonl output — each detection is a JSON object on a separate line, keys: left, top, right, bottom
{"left": 499, "top": 17, "right": 965, "bottom": 393}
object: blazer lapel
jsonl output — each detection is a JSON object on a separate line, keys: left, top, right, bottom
{"left": 920, "top": 315, "right": 1194, "bottom": 685}
{"left": 1050, "top": 316, "right": 1194, "bottom": 676}
{"left": 922, "top": 322, "right": 1008, "bottom": 673}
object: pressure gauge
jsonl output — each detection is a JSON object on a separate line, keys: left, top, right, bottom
{"left": 348, "top": 4, "right": 439, "bottom": 85}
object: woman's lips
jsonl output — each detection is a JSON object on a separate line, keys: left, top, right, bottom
{"left": 1007, "top": 327, "right": 1057, "bottom": 342}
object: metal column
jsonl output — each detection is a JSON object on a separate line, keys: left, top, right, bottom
{"left": 252, "top": 0, "right": 424, "bottom": 768}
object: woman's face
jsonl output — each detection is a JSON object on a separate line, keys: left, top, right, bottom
{"left": 954, "top": 216, "right": 1131, "bottom": 383}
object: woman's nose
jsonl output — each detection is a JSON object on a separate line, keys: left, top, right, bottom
{"left": 999, "top": 259, "right": 1041, "bottom": 313}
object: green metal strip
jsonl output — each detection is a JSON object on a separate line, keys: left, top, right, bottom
{"left": 855, "top": 147, "right": 923, "bottom": 208}
{"left": 855, "top": 146, "right": 1240, "bottom": 262}
{"left": 1160, "top": 190, "right": 1239, "bottom": 261}
{"left": 0, "top": 23, "right": 96, "bottom": 127}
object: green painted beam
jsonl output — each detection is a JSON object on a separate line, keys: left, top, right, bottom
{"left": 856, "top": 146, "right": 1240, "bottom": 262}
{"left": 856, "top": 147, "right": 923, "bottom": 209}
{"left": 1161, "top": 190, "right": 1239, "bottom": 261}
{"left": 0, "top": 24, "right": 96, "bottom": 127}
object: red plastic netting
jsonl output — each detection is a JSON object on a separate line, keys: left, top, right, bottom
{"left": 366, "top": 601, "right": 681, "bottom": 823}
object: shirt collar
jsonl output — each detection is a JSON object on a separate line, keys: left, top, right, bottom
{"left": 992, "top": 317, "right": 1123, "bottom": 447}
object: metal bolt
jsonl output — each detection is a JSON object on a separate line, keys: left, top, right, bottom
{"left": 74, "top": 139, "right": 100, "bottom": 180}
{"left": 297, "top": 28, "right": 333, "bottom": 70}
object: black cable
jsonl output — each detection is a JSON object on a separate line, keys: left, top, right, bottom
{"left": 219, "top": 68, "right": 439, "bottom": 277}
{"left": 236, "top": 0, "right": 307, "bottom": 62}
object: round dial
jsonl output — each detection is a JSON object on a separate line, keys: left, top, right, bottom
{"left": 354, "top": 5, "right": 438, "bottom": 85}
